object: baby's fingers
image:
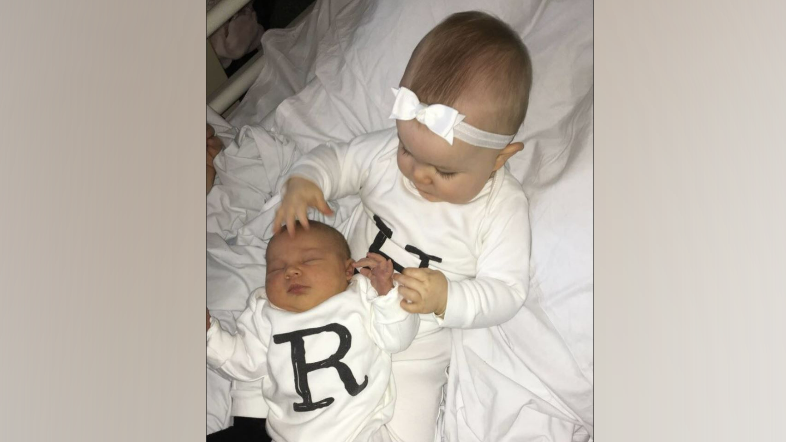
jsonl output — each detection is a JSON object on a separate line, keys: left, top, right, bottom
{"left": 315, "top": 194, "right": 334, "bottom": 216}
{"left": 393, "top": 274, "right": 425, "bottom": 294}
{"left": 207, "top": 142, "right": 221, "bottom": 156}
{"left": 353, "top": 258, "right": 378, "bottom": 269}
{"left": 297, "top": 207, "right": 310, "bottom": 231}
{"left": 401, "top": 267, "right": 429, "bottom": 282}
{"left": 365, "top": 253, "right": 387, "bottom": 264}
{"left": 273, "top": 205, "right": 294, "bottom": 234}
{"left": 400, "top": 298, "right": 421, "bottom": 314}
{"left": 398, "top": 286, "right": 422, "bottom": 306}
{"left": 272, "top": 209, "right": 285, "bottom": 234}
{"left": 274, "top": 206, "right": 298, "bottom": 237}
{"left": 286, "top": 211, "right": 298, "bottom": 237}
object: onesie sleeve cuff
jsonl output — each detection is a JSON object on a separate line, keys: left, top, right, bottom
{"left": 369, "top": 282, "right": 411, "bottom": 323}
{"left": 286, "top": 164, "right": 331, "bottom": 197}
{"left": 436, "top": 280, "right": 468, "bottom": 328}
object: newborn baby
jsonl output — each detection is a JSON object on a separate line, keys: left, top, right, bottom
{"left": 207, "top": 221, "right": 419, "bottom": 442}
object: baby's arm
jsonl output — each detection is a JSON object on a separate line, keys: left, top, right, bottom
{"left": 395, "top": 194, "right": 531, "bottom": 329}
{"left": 207, "top": 291, "right": 271, "bottom": 381}
{"left": 355, "top": 255, "right": 420, "bottom": 354}
{"left": 440, "top": 196, "right": 531, "bottom": 329}
{"left": 273, "top": 130, "right": 398, "bottom": 235}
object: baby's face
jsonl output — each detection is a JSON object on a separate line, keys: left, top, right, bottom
{"left": 265, "top": 229, "right": 353, "bottom": 313}
{"left": 396, "top": 118, "right": 501, "bottom": 204}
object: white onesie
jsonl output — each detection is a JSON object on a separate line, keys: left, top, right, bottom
{"left": 284, "top": 127, "right": 531, "bottom": 441}
{"left": 207, "top": 275, "right": 419, "bottom": 442}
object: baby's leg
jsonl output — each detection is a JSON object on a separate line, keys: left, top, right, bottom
{"left": 387, "top": 327, "right": 452, "bottom": 442}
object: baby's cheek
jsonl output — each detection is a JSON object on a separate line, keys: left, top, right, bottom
{"left": 447, "top": 177, "right": 479, "bottom": 203}
{"left": 396, "top": 155, "right": 411, "bottom": 177}
{"left": 441, "top": 178, "right": 461, "bottom": 196}
{"left": 265, "top": 277, "right": 283, "bottom": 297}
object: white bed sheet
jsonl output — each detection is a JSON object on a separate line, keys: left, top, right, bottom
{"left": 208, "top": 0, "right": 593, "bottom": 439}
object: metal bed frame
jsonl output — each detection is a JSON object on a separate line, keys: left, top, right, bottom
{"left": 206, "top": 0, "right": 312, "bottom": 115}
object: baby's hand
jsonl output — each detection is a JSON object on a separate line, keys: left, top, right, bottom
{"left": 206, "top": 124, "right": 223, "bottom": 170}
{"left": 273, "top": 177, "right": 334, "bottom": 237}
{"left": 353, "top": 253, "right": 394, "bottom": 296}
{"left": 393, "top": 268, "right": 448, "bottom": 317}
{"left": 206, "top": 124, "right": 224, "bottom": 194}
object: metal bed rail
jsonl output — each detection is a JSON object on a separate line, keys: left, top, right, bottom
{"left": 206, "top": 0, "right": 314, "bottom": 115}
{"left": 207, "top": 0, "right": 252, "bottom": 38}
{"left": 206, "top": 0, "right": 264, "bottom": 114}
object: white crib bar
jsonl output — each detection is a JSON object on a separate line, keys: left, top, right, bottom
{"left": 208, "top": 50, "right": 265, "bottom": 114}
{"left": 207, "top": 0, "right": 252, "bottom": 37}
{"left": 207, "top": 1, "right": 314, "bottom": 115}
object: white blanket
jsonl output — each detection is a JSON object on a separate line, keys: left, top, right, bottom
{"left": 208, "top": 0, "right": 593, "bottom": 439}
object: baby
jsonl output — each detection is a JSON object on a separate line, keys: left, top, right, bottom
{"left": 273, "top": 11, "right": 533, "bottom": 441}
{"left": 207, "top": 221, "right": 419, "bottom": 442}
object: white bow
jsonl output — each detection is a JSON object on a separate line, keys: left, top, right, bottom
{"left": 389, "top": 87, "right": 465, "bottom": 145}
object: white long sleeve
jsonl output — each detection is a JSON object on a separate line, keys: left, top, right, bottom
{"left": 283, "top": 129, "right": 398, "bottom": 201}
{"left": 356, "top": 278, "right": 420, "bottom": 354}
{"left": 206, "top": 291, "right": 272, "bottom": 382}
{"left": 439, "top": 189, "right": 531, "bottom": 329}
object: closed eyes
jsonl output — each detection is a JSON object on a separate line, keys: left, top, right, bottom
{"left": 399, "top": 144, "right": 457, "bottom": 179}
{"left": 437, "top": 169, "right": 457, "bottom": 179}
{"left": 268, "top": 258, "right": 321, "bottom": 272}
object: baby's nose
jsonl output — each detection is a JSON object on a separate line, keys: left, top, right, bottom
{"left": 285, "top": 266, "right": 302, "bottom": 278}
{"left": 412, "top": 164, "right": 432, "bottom": 184}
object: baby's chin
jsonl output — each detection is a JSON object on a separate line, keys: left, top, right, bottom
{"left": 267, "top": 291, "right": 305, "bottom": 312}
{"left": 420, "top": 189, "right": 478, "bottom": 205}
{"left": 417, "top": 188, "right": 443, "bottom": 202}
{"left": 269, "top": 291, "right": 343, "bottom": 313}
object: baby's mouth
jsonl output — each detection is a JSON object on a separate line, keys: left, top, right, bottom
{"left": 287, "top": 284, "right": 308, "bottom": 294}
{"left": 404, "top": 177, "right": 437, "bottom": 200}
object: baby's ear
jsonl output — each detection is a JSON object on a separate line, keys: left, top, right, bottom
{"left": 345, "top": 259, "right": 355, "bottom": 280}
{"left": 493, "top": 142, "right": 524, "bottom": 171}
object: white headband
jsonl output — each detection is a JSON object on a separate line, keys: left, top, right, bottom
{"left": 389, "top": 87, "right": 515, "bottom": 149}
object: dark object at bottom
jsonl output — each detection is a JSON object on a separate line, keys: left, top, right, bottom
{"left": 207, "top": 417, "right": 272, "bottom": 442}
